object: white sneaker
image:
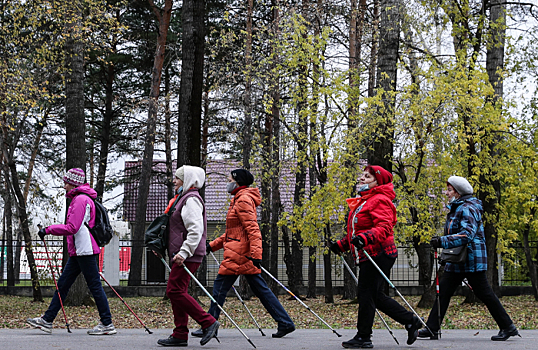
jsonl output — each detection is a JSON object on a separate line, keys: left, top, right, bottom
{"left": 26, "top": 317, "right": 52, "bottom": 333}
{"left": 87, "top": 322, "right": 117, "bottom": 335}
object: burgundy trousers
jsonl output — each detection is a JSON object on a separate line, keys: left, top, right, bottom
{"left": 166, "top": 261, "right": 216, "bottom": 340}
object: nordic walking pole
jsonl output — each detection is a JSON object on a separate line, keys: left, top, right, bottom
{"left": 160, "top": 257, "right": 256, "bottom": 349}
{"left": 259, "top": 265, "right": 342, "bottom": 337}
{"left": 209, "top": 252, "right": 265, "bottom": 336}
{"left": 360, "top": 249, "right": 433, "bottom": 336}
{"left": 434, "top": 249, "right": 442, "bottom": 339}
{"left": 338, "top": 254, "right": 399, "bottom": 345}
{"left": 98, "top": 272, "right": 153, "bottom": 334}
{"left": 42, "top": 239, "right": 71, "bottom": 333}
{"left": 462, "top": 278, "right": 473, "bottom": 291}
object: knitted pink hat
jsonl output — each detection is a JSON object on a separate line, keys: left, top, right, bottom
{"left": 63, "top": 168, "right": 85, "bottom": 187}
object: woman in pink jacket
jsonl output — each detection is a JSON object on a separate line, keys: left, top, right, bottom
{"left": 27, "top": 168, "right": 115, "bottom": 335}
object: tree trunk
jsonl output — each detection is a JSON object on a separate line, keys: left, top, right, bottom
{"left": 323, "top": 225, "right": 334, "bottom": 303}
{"left": 522, "top": 209, "right": 538, "bottom": 300}
{"left": 129, "top": 0, "right": 173, "bottom": 286}
{"left": 307, "top": 246, "right": 317, "bottom": 299}
{"left": 164, "top": 66, "right": 174, "bottom": 200}
{"left": 342, "top": 253, "right": 356, "bottom": 300}
{"left": 285, "top": 152, "right": 306, "bottom": 296}
{"left": 23, "top": 115, "right": 47, "bottom": 202}
{"left": 94, "top": 61, "right": 114, "bottom": 200}
{"left": 177, "top": 0, "right": 205, "bottom": 167}
{"left": 367, "top": 0, "right": 400, "bottom": 170}
{"left": 3, "top": 176, "right": 15, "bottom": 286}
{"left": 285, "top": 37, "right": 308, "bottom": 296}
{"left": 479, "top": 0, "right": 506, "bottom": 296}
{"left": 267, "top": 0, "right": 281, "bottom": 295}
{"left": 177, "top": 0, "right": 204, "bottom": 298}
{"left": 242, "top": 0, "right": 254, "bottom": 170}
{"left": 416, "top": 242, "right": 435, "bottom": 308}
{"left": 14, "top": 229, "right": 22, "bottom": 284}
{"left": 8, "top": 162, "right": 43, "bottom": 301}
{"left": 202, "top": 90, "right": 209, "bottom": 166}
{"left": 64, "top": 9, "right": 89, "bottom": 304}
{"left": 368, "top": 0, "right": 379, "bottom": 98}
{"left": 261, "top": 96, "right": 273, "bottom": 269}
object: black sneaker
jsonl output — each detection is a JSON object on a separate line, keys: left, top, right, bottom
{"left": 272, "top": 326, "right": 295, "bottom": 338}
{"left": 491, "top": 324, "right": 520, "bottom": 341}
{"left": 200, "top": 321, "right": 220, "bottom": 346}
{"left": 191, "top": 328, "right": 204, "bottom": 338}
{"left": 405, "top": 316, "right": 422, "bottom": 345}
{"left": 157, "top": 336, "right": 188, "bottom": 347}
{"left": 418, "top": 328, "right": 438, "bottom": 340}
{"left": 342, "top": 336, "right": 373, "bottom": 349}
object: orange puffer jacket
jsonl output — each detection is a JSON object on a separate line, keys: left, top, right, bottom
{"left": 210, "top": 187, "right": 262, "bottom": 275}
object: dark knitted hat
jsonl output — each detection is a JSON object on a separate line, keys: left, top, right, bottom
{"left": 231, "top": 169, "right": 254, "bottom": 186}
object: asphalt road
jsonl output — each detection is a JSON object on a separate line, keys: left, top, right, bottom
{"left": 0, "top": 328, "right": 535, "bottom": 350}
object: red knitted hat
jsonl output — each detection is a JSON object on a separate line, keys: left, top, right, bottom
{"left": 365, "top": 165, "right": 393, "bottom": 185}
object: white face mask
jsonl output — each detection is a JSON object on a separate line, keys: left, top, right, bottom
{"left": 448, "top": 196, "right": 456, "bottom": 203}
{"left": 176, "top": 186, "right": 183, "bottom": 195}
{"left": 357, "top": 184, "right": 370, "bottom": 193}
{"left": 226, "top": 182, "right": 238, "bottom": 193}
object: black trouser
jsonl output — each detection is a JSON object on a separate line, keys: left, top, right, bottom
{"left": 425, "top": 270, "right": 513, "bottom": 332}
{"left": 357, "top": 253, "right": 414, "bottom": 338}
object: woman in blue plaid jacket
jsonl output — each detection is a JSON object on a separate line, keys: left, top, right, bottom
{"left": 418, "top": 176, "right": 519, "bottom": 342}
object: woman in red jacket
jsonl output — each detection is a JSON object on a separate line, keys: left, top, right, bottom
{"left": 330, "top": 165, "right": 421, "bottom": 349}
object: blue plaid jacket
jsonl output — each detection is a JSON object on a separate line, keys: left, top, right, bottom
{"left": 441, "top": 195, "right": 487, "bottom": 273}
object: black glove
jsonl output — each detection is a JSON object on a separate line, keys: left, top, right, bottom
{"left": 247, "top": 256, "right": 262, "bottom": 268}
{"left": 38, "top": 228, "right": 47, "bottom": 241}
{"left": 206, "top": 241, "right": 212, "bottom": 255}
{"left": 329, "top": 241, "right": 341, "bottom": 255}
{"left": 351, "top": 235, "right": 365, "bottom": 249}
{"left": 430, "top": 236, "right": 442, "bottom": 249}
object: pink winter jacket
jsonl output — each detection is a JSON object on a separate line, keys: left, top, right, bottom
{"left": 46, "top": 184, "right": 101, "bottom": 257}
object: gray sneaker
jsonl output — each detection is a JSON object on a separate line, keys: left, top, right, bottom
{"left": 26, "top": 317, "right": 52, "bottom": 334}
{"left": 87, "top": 322, "right": 117, "bottom": 335}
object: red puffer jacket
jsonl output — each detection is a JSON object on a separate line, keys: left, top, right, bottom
{"left": 210, "top": 187, "right": 262, "bottom": 275}
{"left": 335, "top": 183, "right": 398, "bottom": 264}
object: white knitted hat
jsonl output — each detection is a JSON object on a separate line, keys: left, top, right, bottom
{"left": 175, "top": 166, "right": 184, "bottom": 181}
{"left": 447, "top": 176, "right": 473, "bottom": 195}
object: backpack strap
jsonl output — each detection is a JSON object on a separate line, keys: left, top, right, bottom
{"left": 78, "top": 193, "right": 95, "bottom": 231}
{"left": 167, "top": 194, "right": 183, "bottom": 216}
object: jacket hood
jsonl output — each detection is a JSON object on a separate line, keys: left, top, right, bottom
{"left": 236, "top": 187, "right": 262, "bottom": 207}
{"left": 370, "top": 183, "right": 396, "bottom": 200}
{"left": 66, "top": 183, "right": 97, "bottom": 199}
{"left": 347, "top": 183, "right": 395, "bottom": 212}
{"left": 183, "top": 165, "right": 205, "bottom": 190}
{"left": 447, "top": 195, "right": 483, "bottom": 213}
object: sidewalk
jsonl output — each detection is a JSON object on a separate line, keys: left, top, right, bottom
{"left": 0, "top": 328, "right": 535, "bottom": 349}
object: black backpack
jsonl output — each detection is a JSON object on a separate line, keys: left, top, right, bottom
{"left": 81, "top": 194, "right": 114, "bottom": 247}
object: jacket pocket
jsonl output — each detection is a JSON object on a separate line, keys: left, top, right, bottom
{"left": 226, "top": 225, "right": 243, "bottom": 242}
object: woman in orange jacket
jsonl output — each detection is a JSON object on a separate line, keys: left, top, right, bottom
{"left": 192, "top": 169, "right": 295, "bottom": 339}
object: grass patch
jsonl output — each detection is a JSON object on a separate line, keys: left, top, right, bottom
{"left": 1, "top": 294, "right": 536, "bottom": 330}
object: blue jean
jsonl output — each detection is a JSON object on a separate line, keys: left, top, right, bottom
{"left": 208, "top": 274, "right": 295, "bottom": 331}
{"left": 43, "top": 254, "right": 112, "bottom": 326}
